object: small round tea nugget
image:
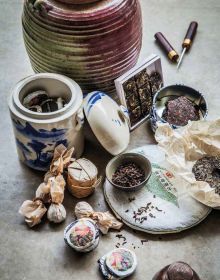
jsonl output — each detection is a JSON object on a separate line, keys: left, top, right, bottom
{"left": 64, "top": 218, "right": 99, "bottom": 253}
{"left": 105, "top": 248, "right": 137, "bottom": 278}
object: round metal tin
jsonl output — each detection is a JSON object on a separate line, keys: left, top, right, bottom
{"left": 150, "top": 84, "right": 208, "bottom": 132}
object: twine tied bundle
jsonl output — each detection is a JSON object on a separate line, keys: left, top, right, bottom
{"left": 67, "top": 158, "right": 101, "bottom": 198}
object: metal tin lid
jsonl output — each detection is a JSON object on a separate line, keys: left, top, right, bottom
{"left": 83, "top": 91, "right": 130, "bottom": 155}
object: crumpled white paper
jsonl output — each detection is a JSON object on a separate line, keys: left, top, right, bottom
{"left": 155, "top": 119, "right": 220, "bottom": 208}
{"left": 75, "top": 201, "right": 123, "bottom": 234}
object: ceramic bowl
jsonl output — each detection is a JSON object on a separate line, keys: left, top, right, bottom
{"left": 105, "top": 152, "right": 152, "bottom": 192}
{"left": 150, "top": 84, "right": 208, "bottom": 132}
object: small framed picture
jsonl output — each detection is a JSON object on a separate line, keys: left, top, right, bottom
{"left": 115, "top": 54, "right": 164, "bottom": 130}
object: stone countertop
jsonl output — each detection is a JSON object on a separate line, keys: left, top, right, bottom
{"left": 0, "top": 1, "right": 220, "bottom": 279}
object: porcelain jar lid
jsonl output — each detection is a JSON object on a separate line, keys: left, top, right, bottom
{"left": 83, "top": 91, "right": 130, "bottom": 155}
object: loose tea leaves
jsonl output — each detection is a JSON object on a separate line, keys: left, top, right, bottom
{"left": 162, "top": 96, "right": 200, "bottom": 126}
{"left": 192, "top": 156, "right": 220, "bottom": 195}
{"left": 112, "top": 162, "right": 145, "bottom": 188}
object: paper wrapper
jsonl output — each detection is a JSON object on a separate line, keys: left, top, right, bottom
{"left": 35, "top": 175, "right": 66, "bottom": 204}
{"left": 49, "top": 175, "right": 66, "bottom": 204}
{"left": 19, "top": 199, "right": 47, "bottom": 227}
{"left": 75, "top": 202, "right": 123, "bottom": 234}
{"left": 36, "top": 182, "right": 51, "bottom": 203}
{"left": 19, "top": 144, "right": 72, "bottom": 227}
{"left": 49, "top": 144, "right": 74, "bottom": 176}
{"left": 155, "top": 119, "right": 220, "bottom": 208}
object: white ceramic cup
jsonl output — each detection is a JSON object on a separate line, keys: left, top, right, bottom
{"left": 8, "top": 73, "right": 84, "bottom": 171}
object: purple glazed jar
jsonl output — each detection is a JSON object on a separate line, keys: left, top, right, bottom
{"left": 22, "top": 0, "right": 142, "bottom": 94}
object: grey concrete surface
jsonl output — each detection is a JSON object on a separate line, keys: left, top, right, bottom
{"left": 0, "top": 1, "right": 220, "bottom": 279}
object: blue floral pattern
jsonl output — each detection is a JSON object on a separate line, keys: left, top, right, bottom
{"left": 13, "top": 119, "right": 67, "bottom": 171}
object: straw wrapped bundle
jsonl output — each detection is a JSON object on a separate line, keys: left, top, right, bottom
{"left": 67, "top": 158, "right": 101, "bottom": 198}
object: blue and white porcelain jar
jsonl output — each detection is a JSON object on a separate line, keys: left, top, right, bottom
{"left": 8, "top": 73, "right": 84, "bottom": 171}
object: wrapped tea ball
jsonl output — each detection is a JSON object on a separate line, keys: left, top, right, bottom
{"left": 67, "top": 158, "right": 99, "bottom": 198}
{"left": 64, "top": 218, "right": 99, "bottom": 253}
{"left": 98, "top": 248, "right": 137, "bottom": 279}
{"left": 47, "top": 203, "right": 66, "bottom": 223}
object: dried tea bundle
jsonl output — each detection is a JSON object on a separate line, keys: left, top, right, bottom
{"left": 22, "top": 90, "right": 66, "bottom": 113}
{"left": 64, "top": 218, "right": 100, "bottom": 253}
{"left": 19, "top": 144, "right": 74, "bottom": 227}
{"left": 49, "top": 175, "right": 66, "bottom": 204}
{"left": 19, "top": 199, "right": 47, "bottom": 227}
{"left": 152, "top": 261, "right": 201, "bottom": 280}
{"left": 23, "top": 90, "right": 48, "bottom": 108}
{"left": 75, "top": 202, "right": 123, "bottom": 234}
{"left": 50, "top": 145, "right": 75, "bottom": 176}
{"left": 47, "top": 203, "right": 66, "bottom": 223}
{"left": 98, "top": 248, "right": 137, "bottom": 279}
{"left": 67, "top": 158, "right": 100, "bottom": 198}
{"left": 36, "top": 182, "right": 51, "bottom": 203}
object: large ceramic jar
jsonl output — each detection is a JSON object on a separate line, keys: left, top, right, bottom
{"left": 22, "top": 0, "right": 142, "bottom": 94}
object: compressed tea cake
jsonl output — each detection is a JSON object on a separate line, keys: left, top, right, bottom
{"left": 67, "top": 158, "right": 100, "bottom": 198}
{"left": 98, "top": 248, "right": 137, "bottom": 279}
{"left": 115, "top": 55, "right": 163, "bottom": 129}
{"left": 162, "top": 96, "right": 200, "bottom": 126}
{"left": 153, "top": 261, "right": 201, "bottom": 280}
{"left": 68, "top": 158, "right": 98, "bottom": 188}
{"left": 22, "top": 90, "right": 66, "bottom": 113}
{"left": 64, "top": 218, "right": 99, "bottom": 252}
{"left": 192, "top": 156, "right": 220, "bottom": 195}
{"left": 149, "top": 72, "right": 163, "bottom": 95}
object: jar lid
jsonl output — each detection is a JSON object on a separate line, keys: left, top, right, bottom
{"left": 83, "top": 91, "right": 130, "bottom": 155}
